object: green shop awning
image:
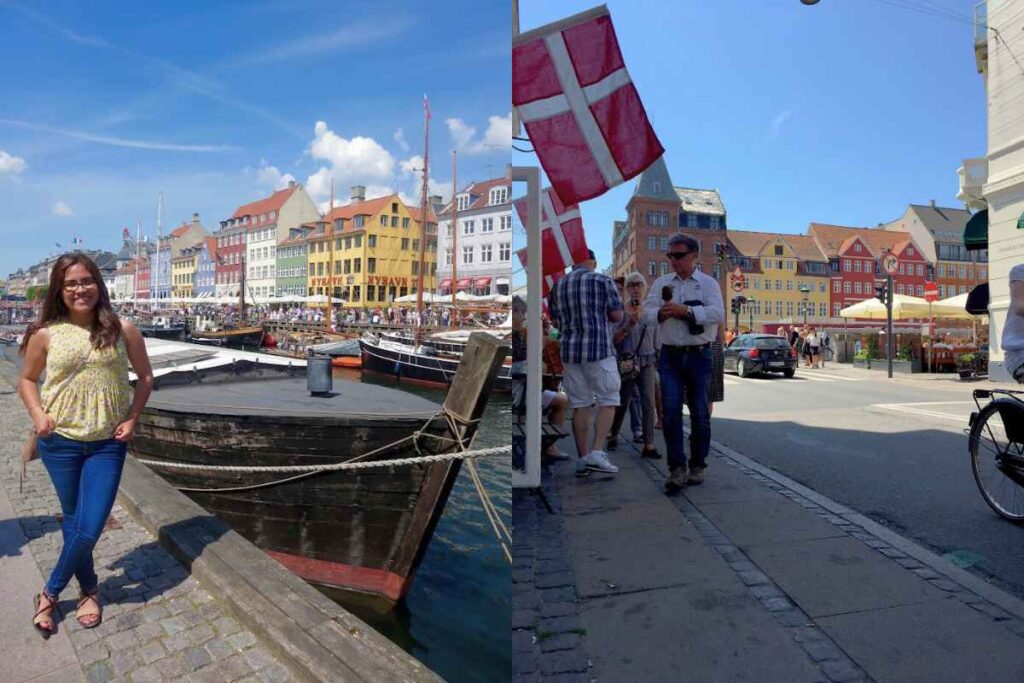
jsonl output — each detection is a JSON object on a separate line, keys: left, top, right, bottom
{"left": 964, "top": 209, "right": 987, "bottom": 251}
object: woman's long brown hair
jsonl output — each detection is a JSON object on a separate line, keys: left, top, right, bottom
{"left": 19, "top": 253, "right": 122, "bottom": 355}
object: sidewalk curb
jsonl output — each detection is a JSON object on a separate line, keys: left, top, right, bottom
{"left": 709, "top": 437, "right": 1024, "bottom": 624}
{"left": 116, "top": 455, "right": 442, "bottom": 683}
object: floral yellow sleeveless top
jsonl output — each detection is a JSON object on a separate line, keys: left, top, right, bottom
{"left": 41, "top": 321, "right": 131, "bottom": 441}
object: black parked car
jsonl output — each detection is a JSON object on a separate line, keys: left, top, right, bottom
{"left": 725, "top": 334, "right": 798, "bottom": 378}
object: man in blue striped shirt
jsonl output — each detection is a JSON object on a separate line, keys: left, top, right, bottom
{"left": 549, "top": 250, "right": 624, "bottom": 476}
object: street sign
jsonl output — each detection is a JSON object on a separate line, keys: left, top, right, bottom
{"left": 882, "top": 253, "right": 898, "bottom": 276}
{"left": 924, "top": 280, "right": 938, "bottom": 302}
{"left": 729, "top": 267, "right": 746, "bottom": 292}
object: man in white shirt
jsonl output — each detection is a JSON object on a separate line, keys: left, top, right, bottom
{"left": 644, "top": 234, "right": 726, "bottom": 490}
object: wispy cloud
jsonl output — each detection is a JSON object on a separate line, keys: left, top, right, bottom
{"left": 227, "top": 17, "right": 415, "bottom": 67}
{"left": 445, "top": 113, "right": 512, "bottom": 155}
{"left": 768, "top": 109, "right": 792, "bottom": 141}
{"left": 1, "top": 1, "right": 303, "bottom": 138}
{"left": 51, "top": 200, "right": 73, "bottom": 216}
{"left": 0, "top": 119, "right": 237, "bottom": 152}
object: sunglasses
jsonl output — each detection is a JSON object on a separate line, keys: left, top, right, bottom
{"left": 665, "top": 251, "right": 693, "bottom": 260}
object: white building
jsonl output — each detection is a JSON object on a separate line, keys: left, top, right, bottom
{"left": 962, "top": 0, "right": 1024, "bottom": 381}
{"left": 223, "top": 181, "right": 320, "bottom": 300}
{"left": 436, "top": 176, "right": 512, "bottom": 296}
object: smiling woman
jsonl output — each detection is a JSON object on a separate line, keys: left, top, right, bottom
{"left": 16, "top": 253, "right": 155, "bottom": 638}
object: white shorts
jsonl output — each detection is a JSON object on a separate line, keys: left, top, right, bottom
{"left": 542, "top": 390, "right": 561, "bottom": 410}
{"left": 562, "top": 356, "right": 621, "bottom": 409}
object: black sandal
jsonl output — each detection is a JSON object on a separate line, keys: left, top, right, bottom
{"left": 76, "top": 590, "right": 102, "bottom": 629}
{"left": 33, "top": 591, "right": 57, "bottom": 638}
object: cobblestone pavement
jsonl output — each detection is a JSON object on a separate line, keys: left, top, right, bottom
{"left": 0, "top": 362, "right": 293, "bottom": 682}
{"left": 512, "top": 474, "right": 589, "bottom": 683}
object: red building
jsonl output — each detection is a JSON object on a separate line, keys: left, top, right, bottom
{"left": 808, "top": 223, "right": 929, "bottom": 319}
{"left": 136, "top": 258, "right": 150, "bottom": 299}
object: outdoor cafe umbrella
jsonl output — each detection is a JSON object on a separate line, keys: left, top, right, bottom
{"left": 840, "top": 294, "right": 974, "bottom": 321}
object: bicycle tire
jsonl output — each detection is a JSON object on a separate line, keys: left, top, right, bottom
{"left": 969, "top": 400, "right": 1024, "bottom": 523}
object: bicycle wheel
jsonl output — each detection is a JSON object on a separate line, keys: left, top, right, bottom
{"left": 969, "top": 400, "right": 1024, "bottom": 523}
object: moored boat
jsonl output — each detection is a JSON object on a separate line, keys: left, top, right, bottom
{"left": 188, "top": 325, "right": 265, "bottom": 348}
{"left": 131, "top": 333, "right": 507, "bottom": 605}
{"left": 360, "top": 335, "right": 512, "bottom": 392}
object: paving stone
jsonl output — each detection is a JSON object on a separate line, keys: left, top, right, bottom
{"left": 163, "top": 629, "right": 193, "bottom": 653}
{"left": 538, "top": 586, "right": 576, "bottom": 603}
{"left": 538, "top": 650, "right": 589, "bottom": 675}
{"left": 539, "top": 632, "right": 582, "bottom": 653}
{"left": 538, "top": 615, "right": 580, "bottom": 634}
{"left": 154, "top": 655, "right": 190, "bottom": 679}
{"left": 159, "top": 615, "right": 188, "bottom": 636}
{"left": 104, "top": 629, "right": 140, "bottom": 653}
{"left": 737, "top": 570, "right": 770, "bottom": 586}
{"left": 255, "top": 663, "right": 291, "bottom": 683}
{"left": 243, "top": 646, "right": 277, "bottom": 672}
{"left": 79, "top": 642, "right": 111, "bottom": 666}
{"left": 213, "top": 615, "right": 243, "bottom": 636}
{"left": 911, "top": 567, "right": 941, "bottom": 580}
{"left": 763, "top": 597, "right": 793, "bottom": 612}
{"left": 204, "top": 637, "right": 235, "bottom": 661}
{"left": 133, "top": 620, "right": 165, "bottom": 643}
{"left": 137, "top": 639, "right": 167, "bottom": 665}
{"left": 128, "top": 665, "right": 164, "bottom": 683}
{"left": 109, "top": 650, "right": 142, "bottom": 677}
{"left": 512, "top": 629, "right": 536, "bottom": 653}
{"left": 544, "top": 673, "right": 590, "bottom": 683}
{"left": 86, "top": 662, "right": 113, "bottom": 683}
{"left": 182, "top": 645, "right": 214, "bottom": 671}
{"left": 775, "top": 609, "right": 812, "bottom": 627}
{"left": 803, "top": 638, "right": 843, "bottom": 662}
{"left": 820, "top": 659, "right": 865, "bottom": 682}
{"left": 539, "top": 601, "right": 577, "bottom": 619}
{"left": 930, "top": 579, "right": 960, "bottom": 593}
{"left": 187, "top": 622, "right": 216, "bottom": 646}
{"left": 227, "top": 630, "right": 259, "bottom": 651}
{"left": 513, "top": 652, "right": 537, "bottom": 675}
{"left": 535, "top": 571, "right": 573, "bottom": 589}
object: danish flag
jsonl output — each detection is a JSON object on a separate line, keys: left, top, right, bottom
{"left": 513, "top": 6, "right": 664, "bottom": 205}
{"left": 517, "top": 247, "right": 565, "bottom": 298}
{"left": 513, "top": 186, "right": 589, "bottom": 275}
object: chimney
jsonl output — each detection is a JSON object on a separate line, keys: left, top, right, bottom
{"left": 428, "top": 194, "right": 442, "bottom": 207}
{"left": 288, "top": 180, "right": 296, "bottom": 189}
{"left": 350, "top": 185, "right": 365, "bottom": 203}
{"left": 929, "top": 199, "right": 936, "bottom": 207}
{"left": 192, "top": 212, "right": 200, "bottom": 226}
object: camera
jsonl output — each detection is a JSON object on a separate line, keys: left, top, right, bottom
{"left": 682, "top": 299, "right": 705, "bottom": 336}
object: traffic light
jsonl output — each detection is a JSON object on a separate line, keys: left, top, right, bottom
{"left": 731, "top": 298, "right": 740, "bottom": 315}
{"left": 874, "top": 282, "right": 887, "bottom": 305}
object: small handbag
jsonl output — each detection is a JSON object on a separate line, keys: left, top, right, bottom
{"left": 20, "top": 349, "right": 92, "bottom": 490}
{"left": 617, "top": 326, "right": 647, "bottom": 382}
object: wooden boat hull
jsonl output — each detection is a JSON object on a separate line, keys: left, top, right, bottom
{"left": 331, "top": 356, "right": 362, "bottom": 368}
{"left": 131, "top": 375, "right": 459, "bottom": 604}
{"left": 138, "top": 325, "right": 188, "bottom": 341}
{"left": 360, "top": 339, "right": 512, "bottom": 392}
{"left": 189, "top": 326, "right": 265, "bottom": 348}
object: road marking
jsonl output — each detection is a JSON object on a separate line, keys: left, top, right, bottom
{"left": 871, "top": 403, "right": 971, "bottom": 424}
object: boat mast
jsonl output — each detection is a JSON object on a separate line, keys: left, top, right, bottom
{"left": 326, "top": 178, "right": 335, "bottom": 334}
{"left": 414, "top": 95, "right": 430, "bottom": 340}
{"left": 154, "top": 191, "right": 162, "bottom": 311}
{"left": 240, "top": 248, "right": 246, "bottom": 324}
{"left": 135, "top": 219, "right": 141, "bottom": 304}
{"left": 451, "top": 151, "right": 458, "bottom": 329}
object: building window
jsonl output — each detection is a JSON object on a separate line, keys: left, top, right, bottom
{"left": 500, "top": 215, "right": 512, "bottom": 231}
{"left": 481, "top": 244, "right": 493, "bottom": 262}
{"left": 445, "top": 250, "right": 452, "bottom": 266}
{"left": 648, "top": 260, "right": 657, "bottom": 277}
{"left": 775, "top": 301, "right": 783, "bottom": 316}
{"left": 401, "top": 238, "right": 410, "bottom": 250}
{"left": 379, "top": 215, "right": 387, "bottom": 226}
{"left": 819, "top": 282, "right": 826, "bottom": 293}
{"left": 660, "top": 262, "right": 669, "bottom": 275}
{"left": 463, "top": 246, "right": 473, "bottom": 264}
{"left": 843, "top": 260, "right": 850, "bottom": 271}
{"left": 916, "top": 285, "right": 924, "bottom": 295}
{"left": 464, "top": 219, "right": 475, "bottom": 235}
{"left": 500, "top": 242, "right": 511, "bottom": 261}
{"left": 368, "top": 235, "right": 377, "bottom": 248}
{"left": 489, "top": 187, "right": 508, "bottom": 205}
{"left": 854, "top": 282, "right": 862, "bottom": 294}
{"left": 660, "top": 236, "right": 669, "bottom": 251}
{"left": 710, "top": 216, "right": 721, "bottom": 230}
{"left": 786, "top": 280, "right": 793, "bottom": 291}
{"left": 833, "top": 280, "right": 840, "bottom": 293}
{"left": 687, "top": 214, "right": 697, "bottom": 228}
{"left": 457, "top": 195, "right": 470, "bottom": 211}
{"left": 844, "top": 281, "right": 851, "bottom": 294}
{"left": 775, "top": 280, "right": 782, "bottom": 290}
{"left": 367, "top": 258, "right": 376, "bottom": 273}
{"left": 481, "top": 218, "right": 493, "bottom": 232}
{"left": 648, "top": 236, "right": 657, "bottom": 250}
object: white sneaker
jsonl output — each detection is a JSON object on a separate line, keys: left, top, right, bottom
{"left": 582, "top": 450, "right": 619, "bottom": 474}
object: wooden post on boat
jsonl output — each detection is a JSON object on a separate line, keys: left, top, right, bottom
{"left": 390, "top": 332, "right": 508, "bottom": 583}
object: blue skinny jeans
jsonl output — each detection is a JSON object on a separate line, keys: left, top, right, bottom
{"left": 38, "top": 433, "right": 127, "bottom": 597}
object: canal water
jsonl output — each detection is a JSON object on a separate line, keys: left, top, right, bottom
{"left": 333, "top": 367, "right": 511, "bottom": 683}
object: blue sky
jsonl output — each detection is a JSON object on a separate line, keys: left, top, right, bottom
{"left": 0, "top": 0, "right": 510, "bottom": 278}
{"left": 513, "top": 0, "right": 986, "bottom": 275}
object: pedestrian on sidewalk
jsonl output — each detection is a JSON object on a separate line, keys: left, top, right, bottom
{"left": 17, "top": 253, "right": 155, "bottom": 638}
{"left": 645, "top": 235, "right": 725, "bottom": 491}
{"left": 549, "top": 250, "right": 624, "bottom": 476}
{"left": 805, "top": 326, "right": 821, "bottom": 369}
{"left": 609, "top": 272, "right": 659, "bottom": 459}
{"left": 1004, "top": 263, "right": 1024, "bottom": 384}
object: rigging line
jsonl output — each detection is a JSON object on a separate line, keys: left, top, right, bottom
{"left": 862, "top": 0, "right": 979, "bottom": 27}
{"left": 512, "top": 144, "right": 535, "bottom": 154}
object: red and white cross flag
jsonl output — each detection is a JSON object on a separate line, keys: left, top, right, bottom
{"left": 513, "top": 5, "right": 664, "bottom": 205}
{"left": 516, "top": 248, "right": 565, "bottom": 298}
{"left": 514, "top": 186, "right": 590, "bottom": 275}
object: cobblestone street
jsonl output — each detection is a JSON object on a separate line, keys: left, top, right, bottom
{"left": 0, "top": 360, "right": 293, "bottom": 682}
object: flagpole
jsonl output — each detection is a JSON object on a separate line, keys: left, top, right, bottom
{"left": 135, "top": 220, "right": 142, "bottom": 303}
{"left": 326, "top": 178, "right": 335, "bottom": 334}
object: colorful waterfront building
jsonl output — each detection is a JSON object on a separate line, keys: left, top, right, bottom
{"left": 220, "top": 181, "right": 319, "bottom": 300}
{"left": 193, "top": 237, "right": 217, "bottom": 300}
{"left": 309, "top": 188, "right": 438, "bottom": 308}
{"left": 725, "top": 231, "right": 830, "bottom": 330}
{"left": 171, "top": 246, "right": 200, "bottom": 299}
{"left": 213, "top": 220, "right": 246, "bottom": 300}
{"left": 276, "top": 224, "right": 314, "bottom": 298}
{"left": 153, "top": 214, "right": 208, "bottom": 301}
{"left": 808, "top": 223, "right": 929, "bottom": 317}
{"left": 436, "top": 176, "right": 512, "bottom": 296}
{"left": 882, "top": 202, "right": 988, "bottom": 300}
{"left": 136, "top": 258, "right": 150, "bottom": 300}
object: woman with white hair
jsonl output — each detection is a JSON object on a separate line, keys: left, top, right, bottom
{"left": 609, "top": 272, "right": 660, "bottom": 458}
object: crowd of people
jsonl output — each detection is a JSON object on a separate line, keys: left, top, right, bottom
{"left": 513, "top": 234, "right": 727, "bottom": 492}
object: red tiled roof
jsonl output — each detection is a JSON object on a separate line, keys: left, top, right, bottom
{"left": 808, "top": 223, "right": 913, "bottom": 259}
{"left": 170, "top": 223, "right": 191, "bottom": 238}
{"left": 440, "top": 176, "right": 510, "bottom": 214}
{"left": 205, "top": 237, "right": 217, "bottom": 258}
{"left": 231, "top": 186, "right": 298, "bottom": 220}
{"left": 324, "top": 194, "right": 394, "bottom": 225}
{"left": 727, "top": 230, "right": 827, "bottom": 262}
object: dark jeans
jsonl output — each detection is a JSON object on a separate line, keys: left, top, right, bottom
{"left": 628, "top": 382, "right": 642, "bottom": 434}
{"left": 39, "top": 433, "right": 127, "bottom": 597}
{"left": 659, "top": 345, "right": 713, "bottom": 471}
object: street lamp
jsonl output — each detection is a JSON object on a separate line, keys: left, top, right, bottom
{"left": 798, "top": 283, "right": 811, "bottom": 325}
{"left": 747, "top": 297, "right": 756, "bottom": 332}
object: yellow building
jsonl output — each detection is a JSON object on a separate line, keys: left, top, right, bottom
{"left": 726, "top": 231, "right": 831, "bottom": 331}
{"left": 308, "top": 190, "right": 437, "bottom": 308}
{"left": 170, "top": 249, "right": 199, "bottom": 299}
